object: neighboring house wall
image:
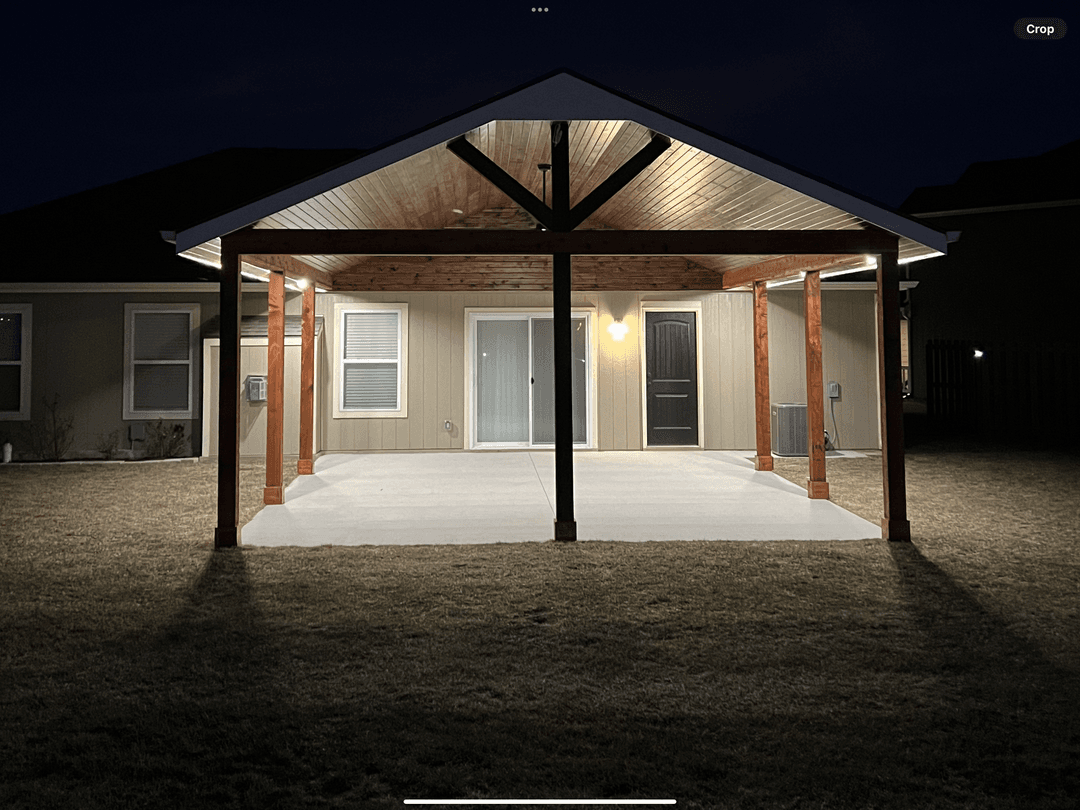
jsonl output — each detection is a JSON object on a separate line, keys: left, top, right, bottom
{"left": 908, "top": 204, "right": 1078, "bottom": 400}
{"left": 0, "top": 287, "right": 219, "bottom": 460}
{"left": 207, "top": 287, "right": 883, "bottom": 457}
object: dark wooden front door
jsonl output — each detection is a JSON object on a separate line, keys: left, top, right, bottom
{"left": 645, "top": 311, "right": 698, "bottom": 446}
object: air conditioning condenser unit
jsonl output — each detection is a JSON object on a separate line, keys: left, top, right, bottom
{"left": 771, "top": 403, "right": 808, "bottom": 456}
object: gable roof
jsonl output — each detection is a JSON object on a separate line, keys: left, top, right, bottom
{"left": 0, "top": 148, "right": 363, "bottom": 283}
{"left": 901, "top": 139, "right": 1080, "bottom": 216}
{"left": 176, "top": 69, "right": 948, "bottom": 277}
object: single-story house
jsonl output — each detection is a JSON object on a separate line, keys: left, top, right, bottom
{"left": 899, "top": 140, "right": 1079, "bottom": 447}
{"left": 1, "top": 69, "right": 950, "bottom": 545}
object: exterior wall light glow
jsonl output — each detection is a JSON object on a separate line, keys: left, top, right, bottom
{"left": 608, "top": 320, "right": 629, "bottom": 341}
{"left": 974, "top": 349, "right": 984, "bottom": 359}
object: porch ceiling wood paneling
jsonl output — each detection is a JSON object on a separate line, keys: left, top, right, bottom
{"left": 187, "top": 120, "right": 934, "bottom": 288}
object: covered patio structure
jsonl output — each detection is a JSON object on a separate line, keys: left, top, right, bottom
{"left": 172, "top": 71, "right": 949, "bottom": 548}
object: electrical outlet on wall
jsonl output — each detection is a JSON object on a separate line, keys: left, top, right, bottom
{"left": 828, "top": 382, "right": 840, "bottom": 399}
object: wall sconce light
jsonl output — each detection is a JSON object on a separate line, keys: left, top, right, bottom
{"left": 973, "top": 349, "right": 984, "bottom": 359}
{"left": 607, "top": 320, "right": 629, "bottom": 341}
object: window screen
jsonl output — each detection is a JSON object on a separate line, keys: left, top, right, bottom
{"left": 132, "top": 311, "right": 190, "bottom": 411}
{"left": 0, "top": 313, "right": 21, "bottom": 412}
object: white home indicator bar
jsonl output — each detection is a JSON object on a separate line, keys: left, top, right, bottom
{"left": 405, "top": 801, "right": 676, "bottom": 806}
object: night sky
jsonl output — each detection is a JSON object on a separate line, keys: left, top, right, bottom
{"left": 1, "top": 2, "right": 1076, "bottom": 216}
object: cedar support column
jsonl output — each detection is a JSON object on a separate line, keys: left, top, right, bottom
{"left": 298, "top": 282, "right": 315, "bottom": 475}
{"left": 551, "top": 120, "right": 576, "bottom": 541}
{"left": 752, "top": 281, "right": 773, "bottom": 471}
{"left": 264, "top": 270, "right": 285, "bottom": 504}
{"left": 804, "top": 270, "right": 829, "bottom": 499}
{"left": 877, "top": 249, "right": 911, "bottom": 541}
{"left": 215, "top": 242, "right": 242, "bottom": 548}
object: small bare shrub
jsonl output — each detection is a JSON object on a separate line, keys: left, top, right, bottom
{"left": 29, "top": 394, "right": 75, "bottom": 461}
{"left": 145, "top": 420, "right": 187, "bottom": 458}
{"left": 94, "top": 429, "right": 121, "bottom": 460}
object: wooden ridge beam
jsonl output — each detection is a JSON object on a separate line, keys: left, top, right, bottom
{"left": 225, "top": 228, "right": 899, "bottom": 256}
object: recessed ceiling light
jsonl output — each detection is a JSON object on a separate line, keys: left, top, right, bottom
{"left": 452, "top": 208, "right": 463, "bottom": 214}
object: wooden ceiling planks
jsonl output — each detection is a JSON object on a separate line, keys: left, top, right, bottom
{"left": 215, "top": 118, "right": 933, "bottom": 290}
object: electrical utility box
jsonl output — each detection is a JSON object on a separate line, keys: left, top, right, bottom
{"left": 771, "top": 403, "right": 808, "bottom": 456}
{"left": 245, "top": 376, "right": 267, "bottom": 402}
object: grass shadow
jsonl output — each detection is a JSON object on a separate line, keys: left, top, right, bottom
{"left": 1, "top": 549, "right": 348, "bottom": 809}
{"left": 886, "top": 541, "right": 1080, "bottom": 803}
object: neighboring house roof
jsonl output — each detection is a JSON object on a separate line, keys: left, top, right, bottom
{"left": 175, "top": 69, "right": 949, "bottom": 280}
{"left": 0, "top": 148, "right": 363, "bottom": 283}
{"left": 901, "top": 139, "right": 1080, "bottom": 216}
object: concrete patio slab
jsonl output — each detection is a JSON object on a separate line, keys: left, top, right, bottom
{"left": 241, "top": 451, "right": 880, "bottom": 546}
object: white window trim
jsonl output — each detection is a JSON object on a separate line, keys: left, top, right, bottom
{"left": 123, "top": 303, "right": 200, "bottom": 420}
{"left": 639, "top": 301, "right": 705, "bottom": 449}
{"left": 465, "top": 307, "right": 598, "bottom": 450}
{"left": 333, "top": 302, "right": 409, "bottom": 419}
{"left": 0, "top": 303, "right": 32, "bottom": 421}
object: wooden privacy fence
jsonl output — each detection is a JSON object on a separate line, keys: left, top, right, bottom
{"left": 926, "top": 340, "right": 1080, "bottom": 447}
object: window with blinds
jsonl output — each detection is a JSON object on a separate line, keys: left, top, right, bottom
{"left": 0, "top": 306, "right": 30, "bottom": 419}
{"left": 342, "top": 310, "right": 401, "bottom": 411}
{"left": 124, "top": 304, "right": 198, "bottom": 419}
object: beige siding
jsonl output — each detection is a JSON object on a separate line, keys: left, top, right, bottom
{"left": 203, "top": 340, "right": 312, "bottom": 457}
{"left": 767, "top": 289, "right": 880, "bottom": 450}
{"left": 208, "top": 287, "right": 880, "bottom": 457}
{"left": 705, "top": 293, "right": 756, "bottom": 450}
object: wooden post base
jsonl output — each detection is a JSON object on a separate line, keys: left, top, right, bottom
{"left": 298, "top": 459, "right": 313, "bottom": 475}
{"left": 263, "top": 486, "right": 283, "bottom": 505}
{"left": 883, "top": 518, "right": 911, "bottom": 542}
{"left": 806, "top": 480, "right": 831, "bottom": 500}
{"left": 214, "top": 527, "right": 239, "bottom": 548}
{"left": 554, "top": 520, "right": 577, "bottom": 542}
{"left": 755, "top": 454, "right": 774, "bottom": 471}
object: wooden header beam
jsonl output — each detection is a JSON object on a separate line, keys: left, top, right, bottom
{"left": 241, "top": 252, "right": 331, "bottom": 290}
{"left": 225, "top": 228, "right": 899, "bottom": 256}
{"left": 721, "top": 254, "right": 866, "bottom": 290}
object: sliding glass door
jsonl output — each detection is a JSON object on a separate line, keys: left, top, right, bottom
{"left": 473, "top": 313, "right": 589, "bottom": 447}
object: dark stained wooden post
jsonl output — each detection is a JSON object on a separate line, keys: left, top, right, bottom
{"left": 298, "top": 281, "right": 315, "bottom": 475}
{"left": 804, "top": 270, "right": 829, "bottom": 499}
{"left": 877, "top": 249, "right": 911, "bottom": 541}
{"left": 215, "top": 241, "right": 242, "bottom": 548}
{"left": 752, "top": 281, "right": 773, "bottom": 471}
{"left": 263, "top": 270, "right": 285, "bottom": 504}
{"left": 551, "top": 120, "right": 577, "bottom": 541}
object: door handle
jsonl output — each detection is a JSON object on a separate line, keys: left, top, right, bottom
{"left": 531, "top": 377, "right": 534, "bottom": 384}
